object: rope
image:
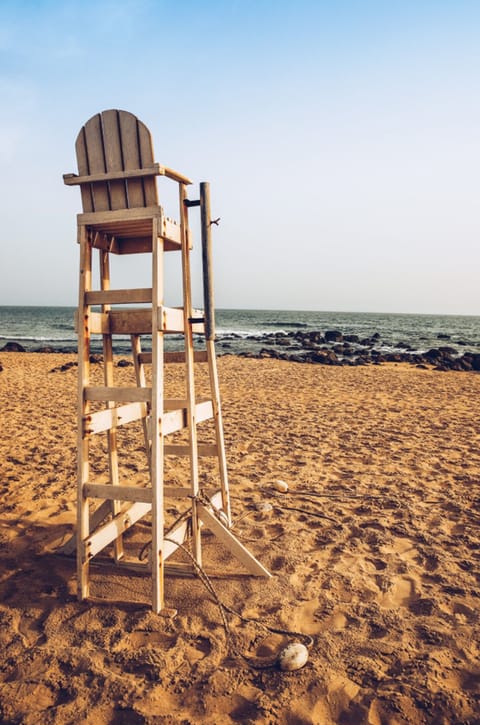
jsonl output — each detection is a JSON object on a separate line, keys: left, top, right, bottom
{"left": 163, "top": 536, "right": 313, "bottom": 669}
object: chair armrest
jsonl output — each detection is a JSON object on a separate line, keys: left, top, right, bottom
{"left": 64, "top": 163, "right": 192, "bottom": 186}
{"left": 158, "top": 166, "right": 193, "bottom": 185}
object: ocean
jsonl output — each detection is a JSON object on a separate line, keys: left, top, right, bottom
{"left": 1, "top": 306, "right": 479, "bottom": 358}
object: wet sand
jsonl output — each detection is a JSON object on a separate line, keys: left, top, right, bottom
{"left": 0, "top": 353, "right": 479, "bottom": 724}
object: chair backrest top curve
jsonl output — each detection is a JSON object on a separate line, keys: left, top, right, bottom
{"left": 75, "top": 109, "right": 158, "bottom": 213}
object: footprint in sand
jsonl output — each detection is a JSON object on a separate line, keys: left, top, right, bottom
{"left": 379, "top": 575, "right": 415, "bottom": 608}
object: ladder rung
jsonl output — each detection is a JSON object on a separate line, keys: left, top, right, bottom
{"left": 161, "top": 400, "right": 213, "bottom": 436}
{"left": 85, "top": 288, "right": 152, "bottom": 305}
{"left": 83, "top": 483, "right": 193, "bottom": 502}
{"left": 84, "top": 483, "right": 152, "bottom": 503}
{"left": 84, "top": 401, "right": 148, "bottom": 435}
{"left": 164, "top": 444, "right": 218, "bottom": 457}
{"left": 140, "top": 350, "right": 209, "bottom": 365}
{"left": 86, "top": 307, "right": 205, "bottom": 335}
{"left": 85, "top": 387, "right": 152, "bottom": 402}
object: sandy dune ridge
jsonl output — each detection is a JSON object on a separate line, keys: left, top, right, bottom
{"left": 0, "top": 353, "right": 479, "bottom": 724}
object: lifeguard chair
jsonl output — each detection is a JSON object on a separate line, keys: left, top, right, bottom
{"left": 63, "top": 109, "right": 270, "bottom": 612}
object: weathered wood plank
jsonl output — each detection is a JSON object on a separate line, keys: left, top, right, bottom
{"left": 119, "top": 111, "right": 145, "bottom": 208}
{"left": 137, "top": 118, "right": 157, "bottom": 206}
{"left": 83, "top": 112, "right": 110, "bottom": 211}
{"left": 84, "top": 401, "right": 148, "bottom": 435}
{"left": 74, "top": 128, "right": 94, "bottom": 212}
{"left": 164, "top": 444, "right": 218, "bottom": 457}
{"left": 85, "top": 484, "right": 152, "bottom": 503}
{"left": 102, "top": 109, "right": 128, "bottom": 210}
{"left": 85, "top": 387, "right": 151, "bottom": 403}
{"left": 85, "top": 288, "right": 152, "bottom": 305}
{"left": 64, "top": 165, "right": 161, "bottom": 186}
{"left": 159, "top": 166, "right": 193, "bottom": 185}
{"left": 197, "top": 503, "right": 271, "bottom": 577}
{"left": 84, "top": 502, "right": 151, "bottom": 560}
{"left": 78, "top": 205, "right": 162, "bottom": 226}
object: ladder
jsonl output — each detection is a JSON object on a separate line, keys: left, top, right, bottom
{"left": 64, "top": 110, "right": 270, "bottom": 612}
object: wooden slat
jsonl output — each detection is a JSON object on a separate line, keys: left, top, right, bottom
{"left": 83, "top": 113, "right": 110, "bottom": 212}
{"left": 137, "top": 118, "right": 157, "bottom": 206}
{"left": 164, "top": 444, "right": 218, "bottom": 457}
{"left": 109, "top": 309, "right": 151, "bottom": 334}
{"left": 84, "top": 502, "right": 151, "bottom": 560}
{"left": 84, "top": 401, "right": 148, "bottom": 435}
{"left": 162, "top": 217, "right": 182, "bottom": 246}
{"left": 161, "top": 400, "right": 213, "bottom": 436}
{"left": 160, "top": 166, "right": 193, "bottom": 185}
{"left": 85, "top": 387, "right": 151, "bottom": 402}
{"left": 78, "top": 205, "right": 161, "bottom": 226}
{"left": 85, "top": 484, "right": 152, "bottom": 503}
{"left": 119, "top": 111, "right": 145, "bottom": 208}
{"left": 94, "top": 307, "right": 202, "bottom": 335}
{"left": 84, "top": 484, "right": 198, "bottom": 501}
{"left": 74, "top": 128, "right": 94, "bottom": 212}
{"left": 160, "top": 306, "right": 184, "bottom": 332}
{"left": 164, "top": 486, "right": 196, "bottom": 497}
{"left": 87, "top": 311, "right": 108, "bottom": 334}
{"left": 163, "top": 518, "right": 190, "bottom": 561}
{"left": 147, "top": 350, "right": 209, "bottom": 364}
{"left": 85, "top": 288, "right": 152, "bottom": 305}
{"left": 64, "top": 165, "right": 161, "bottom": 186}
{"left": 102, "top": 109, "right": 128, "bottom": 210}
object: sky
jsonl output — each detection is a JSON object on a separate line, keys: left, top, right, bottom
{"left": 0, "top": 0, "right": 479, "bottom": 314}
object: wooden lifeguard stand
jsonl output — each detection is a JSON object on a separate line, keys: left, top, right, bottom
{"left": 63, "top": 109, "right": 270, "bottom": 612}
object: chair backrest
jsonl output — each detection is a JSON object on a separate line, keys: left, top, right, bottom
{"left": 75, "top": 109, "right": 158, "bottom": 213}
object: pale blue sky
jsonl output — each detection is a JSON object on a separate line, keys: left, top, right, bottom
{"left": 0, "top": 0, "right": 478, "bottom": 314}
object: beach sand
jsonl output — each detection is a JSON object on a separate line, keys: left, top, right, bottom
{"left": 0, "top": 352, "right": 479, "bottom": 724}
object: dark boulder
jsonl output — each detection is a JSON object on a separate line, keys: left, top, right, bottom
{"left": 33, "top": 346, "right": 56, "bottom": 353}
{"left": 424, "top": 348, "right": 443, "bottom": 361}
{"left": 1, "top": 341, "right": 26, "bottom": 352}
{"left": 325, "top": 330, "right": 343, "bottom": 342}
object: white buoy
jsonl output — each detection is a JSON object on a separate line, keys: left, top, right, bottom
{"left": 272, "top": 479, "right": 289, "bottom": 493}
{"left": 278, "top": 642, "right": 309, "bottom": 671}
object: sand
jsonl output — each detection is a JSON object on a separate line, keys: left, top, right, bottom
{"left": 0, "top": 352, "right": 479, "bottom": 724}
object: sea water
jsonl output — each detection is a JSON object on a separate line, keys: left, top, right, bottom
{"left": 0, "top": 306, "right": 479, "bottom": 356}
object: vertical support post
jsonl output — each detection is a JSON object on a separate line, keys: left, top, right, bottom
{"left": 200, "top": 182, "right": 231, "bottom": 523}
{"left": 200, "top": 182, "right": 215, "bottom": 341}
{"left": 99, "top": 250, "right": 123, "bottom": 561}
{"left": 131, "top": 334, "right": 152, "bottom": 474}
{"left": 151, "top": 215, "right": 165, "bottom": 613}
{"left": 180, "top": 182, "right": 202, "bottom": 565}
{"left": 77, "top": 226, "right": 92, "bottom": 600}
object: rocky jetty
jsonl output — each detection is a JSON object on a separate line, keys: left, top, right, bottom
{"left": 226, "top": 329, "right": 480, "bottom": 372}
{"left": 2, "top": 328, "right": 480, "bottom": 372}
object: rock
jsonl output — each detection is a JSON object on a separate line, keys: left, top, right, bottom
{"left": 1, "top": 341, "right": 26, "bottom": 352}
{"left": 116, "top": 358, "right": 133, "bottom": 367}
{"left": 325, "top": 330, "right": 343, "bottom": 342}
{"left": 278, "top": 642, "right": 309, "bottom": 671}
{"left": 424, "top": 348, "right": 443, "bottom": 361}
{"left": 437, "top": 333, "right": 451, "bottom": 339}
